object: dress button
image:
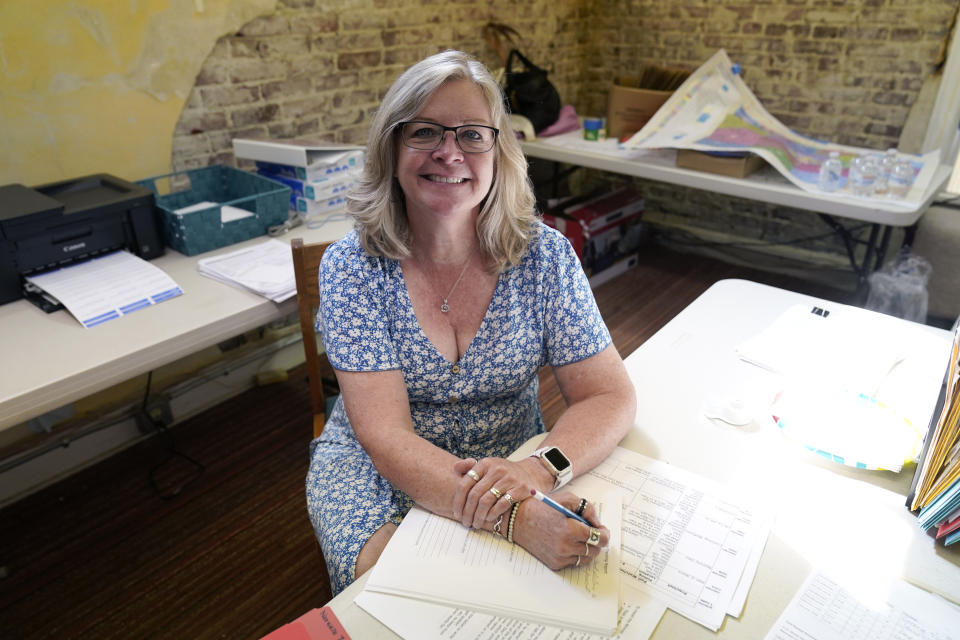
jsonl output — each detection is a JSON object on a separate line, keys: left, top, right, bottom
{"left": 451, "top": 364, "right": 460, "bottom": 374}
{"left": 449, "top": 394, "right": 459, "bottom": 403}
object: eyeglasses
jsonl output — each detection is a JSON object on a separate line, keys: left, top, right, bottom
{"left": 398, "top": 121, "right": 499, "bottom": 154}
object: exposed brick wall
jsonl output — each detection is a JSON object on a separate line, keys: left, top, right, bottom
{"left": 584, "top": 0, "right": 957, "bottom": 150}
{"left": 577, "top": 0, "right": 958, "bottom": 271}
{"left": 172, "top": 0, "right": 587, "bottom": 171}
{"left": 172, "top": 0, "right": 958, "bottom": 274}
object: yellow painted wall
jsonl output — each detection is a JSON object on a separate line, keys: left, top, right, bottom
{"left": 0, "top": 0, "right": 276, "bottom": 187}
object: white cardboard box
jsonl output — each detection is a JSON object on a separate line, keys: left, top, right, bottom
{"left": 233, "top": 138, "right": 365, "bottom": 181}
{"left": 233, "top": 137, "right": 363, "bottom": 167}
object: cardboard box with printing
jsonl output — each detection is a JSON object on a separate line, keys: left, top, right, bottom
{"left": 542, "top": 187, "right": 645, "bottom": 277}
{"left": 606, "top": 66, "right": 690, "bottom": 141}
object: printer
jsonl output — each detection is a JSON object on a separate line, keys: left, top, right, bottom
{"left": 0, "top": 173, "right": 164, "bottom": 307}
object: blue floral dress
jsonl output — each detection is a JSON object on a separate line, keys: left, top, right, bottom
{"left": 305, "top": 222, "right": 611, "bottom": 594}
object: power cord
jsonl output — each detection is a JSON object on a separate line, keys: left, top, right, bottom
{"left": 268, "top": 211, "right": 304, "bottom": 236}
{"left": 139, "top": 371, "right": 205, "bottom": 500}
{"left": 268, "top": 210, "right": 351, "bottom": 235}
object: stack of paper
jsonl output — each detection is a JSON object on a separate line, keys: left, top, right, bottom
{"left": 909, "top": 325, "right": 960, "bottom": 545}
{"left": 355, "top": 590, "right": 666, "bottom": 640}
{"left": 358, "top": 447, "right": 771, "bottom": 637}
{"left": 197, "top": 239, "right": 297, "bottom": 302}
{"left": 363, "top": 495, "right": 622, "bottom": 635}
{"left": 174, "top": 202, "right": 255, "bottom": 224}
{"left": 736, "top": 303, "right": 951, "bottom": 471}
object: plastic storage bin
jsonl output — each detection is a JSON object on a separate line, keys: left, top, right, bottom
{"left": 137, "top": 165, "right": 291, "bottom": 256}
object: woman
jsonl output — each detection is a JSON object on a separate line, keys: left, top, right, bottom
{"left": 306, "top": 50, "right": 636, "bottom": 595}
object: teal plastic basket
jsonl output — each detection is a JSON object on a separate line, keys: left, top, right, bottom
{"left": 137, "top": 165, "right": 291, "bottom": 256}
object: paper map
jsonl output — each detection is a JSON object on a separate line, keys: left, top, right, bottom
{"left": 624, "top": 49, "right": 941, "bottom": 209}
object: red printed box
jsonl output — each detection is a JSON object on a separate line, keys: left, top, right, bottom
{"left": 543, "top": 187, "right": 644, "bottom": 275}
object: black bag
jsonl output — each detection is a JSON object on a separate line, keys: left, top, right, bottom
{"left": 503, "top": 49, "right": 562, "bottom": 133}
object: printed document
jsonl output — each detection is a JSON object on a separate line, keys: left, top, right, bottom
{"left": 572, "top": 447, "right": 771, "bottom": 631}
{"left": 25, "top": 250, "right": 182, "bottom": 328}
{"left": 765, "top": 570, "right": 960, "bottom": 640}
{"left": 354, "top": 589, "right": 666, "bottom": 640}
{"left": 197, "top": 238, "right": 297, "bottom": 302}
{"left": 363, "top": 494, "right": 621, "bottom": 635}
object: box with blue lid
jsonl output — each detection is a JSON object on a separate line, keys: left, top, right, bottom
{"left": 137, "top": 165, "right": 290, "bottom": 256}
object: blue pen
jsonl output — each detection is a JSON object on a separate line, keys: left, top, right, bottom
{"left": 531, "top": 489, "right": 590, "bottom": 525}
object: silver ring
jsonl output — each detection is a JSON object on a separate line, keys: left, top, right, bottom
{"left": 503, "top": 493, "right": 514, "bottom": 505}
{"left": 576, "top": 498, "right": 587, "bottom": 516}
{"left": 467, "top": 469, "right": 480, "bottom": 482}
{"left": 587, "top": 528, "right": 600, "bottom": 546}
{"left": 490, "top": 487, "right": 502, "bottom": 499}
{"left": 576, "top": 555, "right": 581, "bottom": 567}
{"left": 584, "top": 542, "right": 590, "bottom": 555}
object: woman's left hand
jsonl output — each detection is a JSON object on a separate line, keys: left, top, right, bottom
{"left": 452, "top": 457, "right": 540, "bottom": 529}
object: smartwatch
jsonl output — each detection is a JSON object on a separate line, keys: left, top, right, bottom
{"left": 529, "top": 446, "right": 572, "bottom": 491}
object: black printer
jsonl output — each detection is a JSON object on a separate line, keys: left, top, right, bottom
{"left": 0, "top": 173, "right": 164, "bottom": 306}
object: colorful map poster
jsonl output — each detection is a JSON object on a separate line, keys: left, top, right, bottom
{"left": 624, "top": 50, "right": 941, "bottom": 210}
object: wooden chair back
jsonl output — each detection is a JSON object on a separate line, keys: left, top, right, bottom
{"left": 291, "top": 238, "right": 332, "bottom": 439}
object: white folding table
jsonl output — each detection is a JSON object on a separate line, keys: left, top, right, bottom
{"left": 323, "top": 279, "right": 960, "bottom": 638}
{"left": 0, "top": 218, "right": 353, "bottom": 433}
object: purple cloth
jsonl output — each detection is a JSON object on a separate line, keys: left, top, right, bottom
{"left": 538, "top": 104, "right": 580, "bottom": 136}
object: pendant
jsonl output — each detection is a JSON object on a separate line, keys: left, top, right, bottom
{"left": 440, "top": 301, "right": 450, "bottom": 313}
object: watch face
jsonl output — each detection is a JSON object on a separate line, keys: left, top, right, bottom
{"left": 543, "top": 447, "right": 571, "bottom": 472}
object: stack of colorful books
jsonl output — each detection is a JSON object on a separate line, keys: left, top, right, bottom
{"left": 908, "top": 325, "right": 960, "bottom": 545}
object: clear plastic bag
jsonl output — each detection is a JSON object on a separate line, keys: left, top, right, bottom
{"left": 865, "top": 248, "right": 932, "bottom": 322}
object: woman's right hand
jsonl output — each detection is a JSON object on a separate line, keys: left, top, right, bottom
{"left": 511, "top": 492, "right": 610, "bottom": 570}
{"left": 452, "top": 456, "right": 544, "bottom": 529}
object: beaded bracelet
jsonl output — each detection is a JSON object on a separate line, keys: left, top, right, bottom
{"left": 506, "top": 501, "right": 521, "bottom": 543}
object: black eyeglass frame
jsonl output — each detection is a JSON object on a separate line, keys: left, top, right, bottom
{"left": 397, "top": 120, "right": 500, "bottom": 154}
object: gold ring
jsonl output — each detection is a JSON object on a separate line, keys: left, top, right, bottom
{"left": 584, "top": 542, "right": 590, "bottom": 555}
{"left": 467, "top": 469, "right": 480, "bottom": 482}
{"left": 503, "top": 493, "right": 514, "bottom": 505}
{"left": 576, "top": 555, "right": 581, "bottom": 567}
{"left": 490, "top": 487, "right": 502, "bottom": 499}
{"left": 587, "top": 528, "right": 600, "bottom": 546}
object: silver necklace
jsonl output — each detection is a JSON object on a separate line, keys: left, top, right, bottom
{"left": 440, "top": 254, "right": 473, "bottom": 313}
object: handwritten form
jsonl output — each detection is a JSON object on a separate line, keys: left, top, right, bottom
{"left": 765, "top": 570, "right": 960, "bottom": 640}
{"left": 573, "top": 447, "right": 772, "bottom": 631}
{"left": 25, "top": 251, "right": 182, "bottom": 328}
{"left": 363, "top": 495, "right": 621, "bottom": 635}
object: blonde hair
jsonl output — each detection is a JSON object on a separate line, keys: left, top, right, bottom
{"left": 347, "top": 50, "right": 537, "bottom": 271}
